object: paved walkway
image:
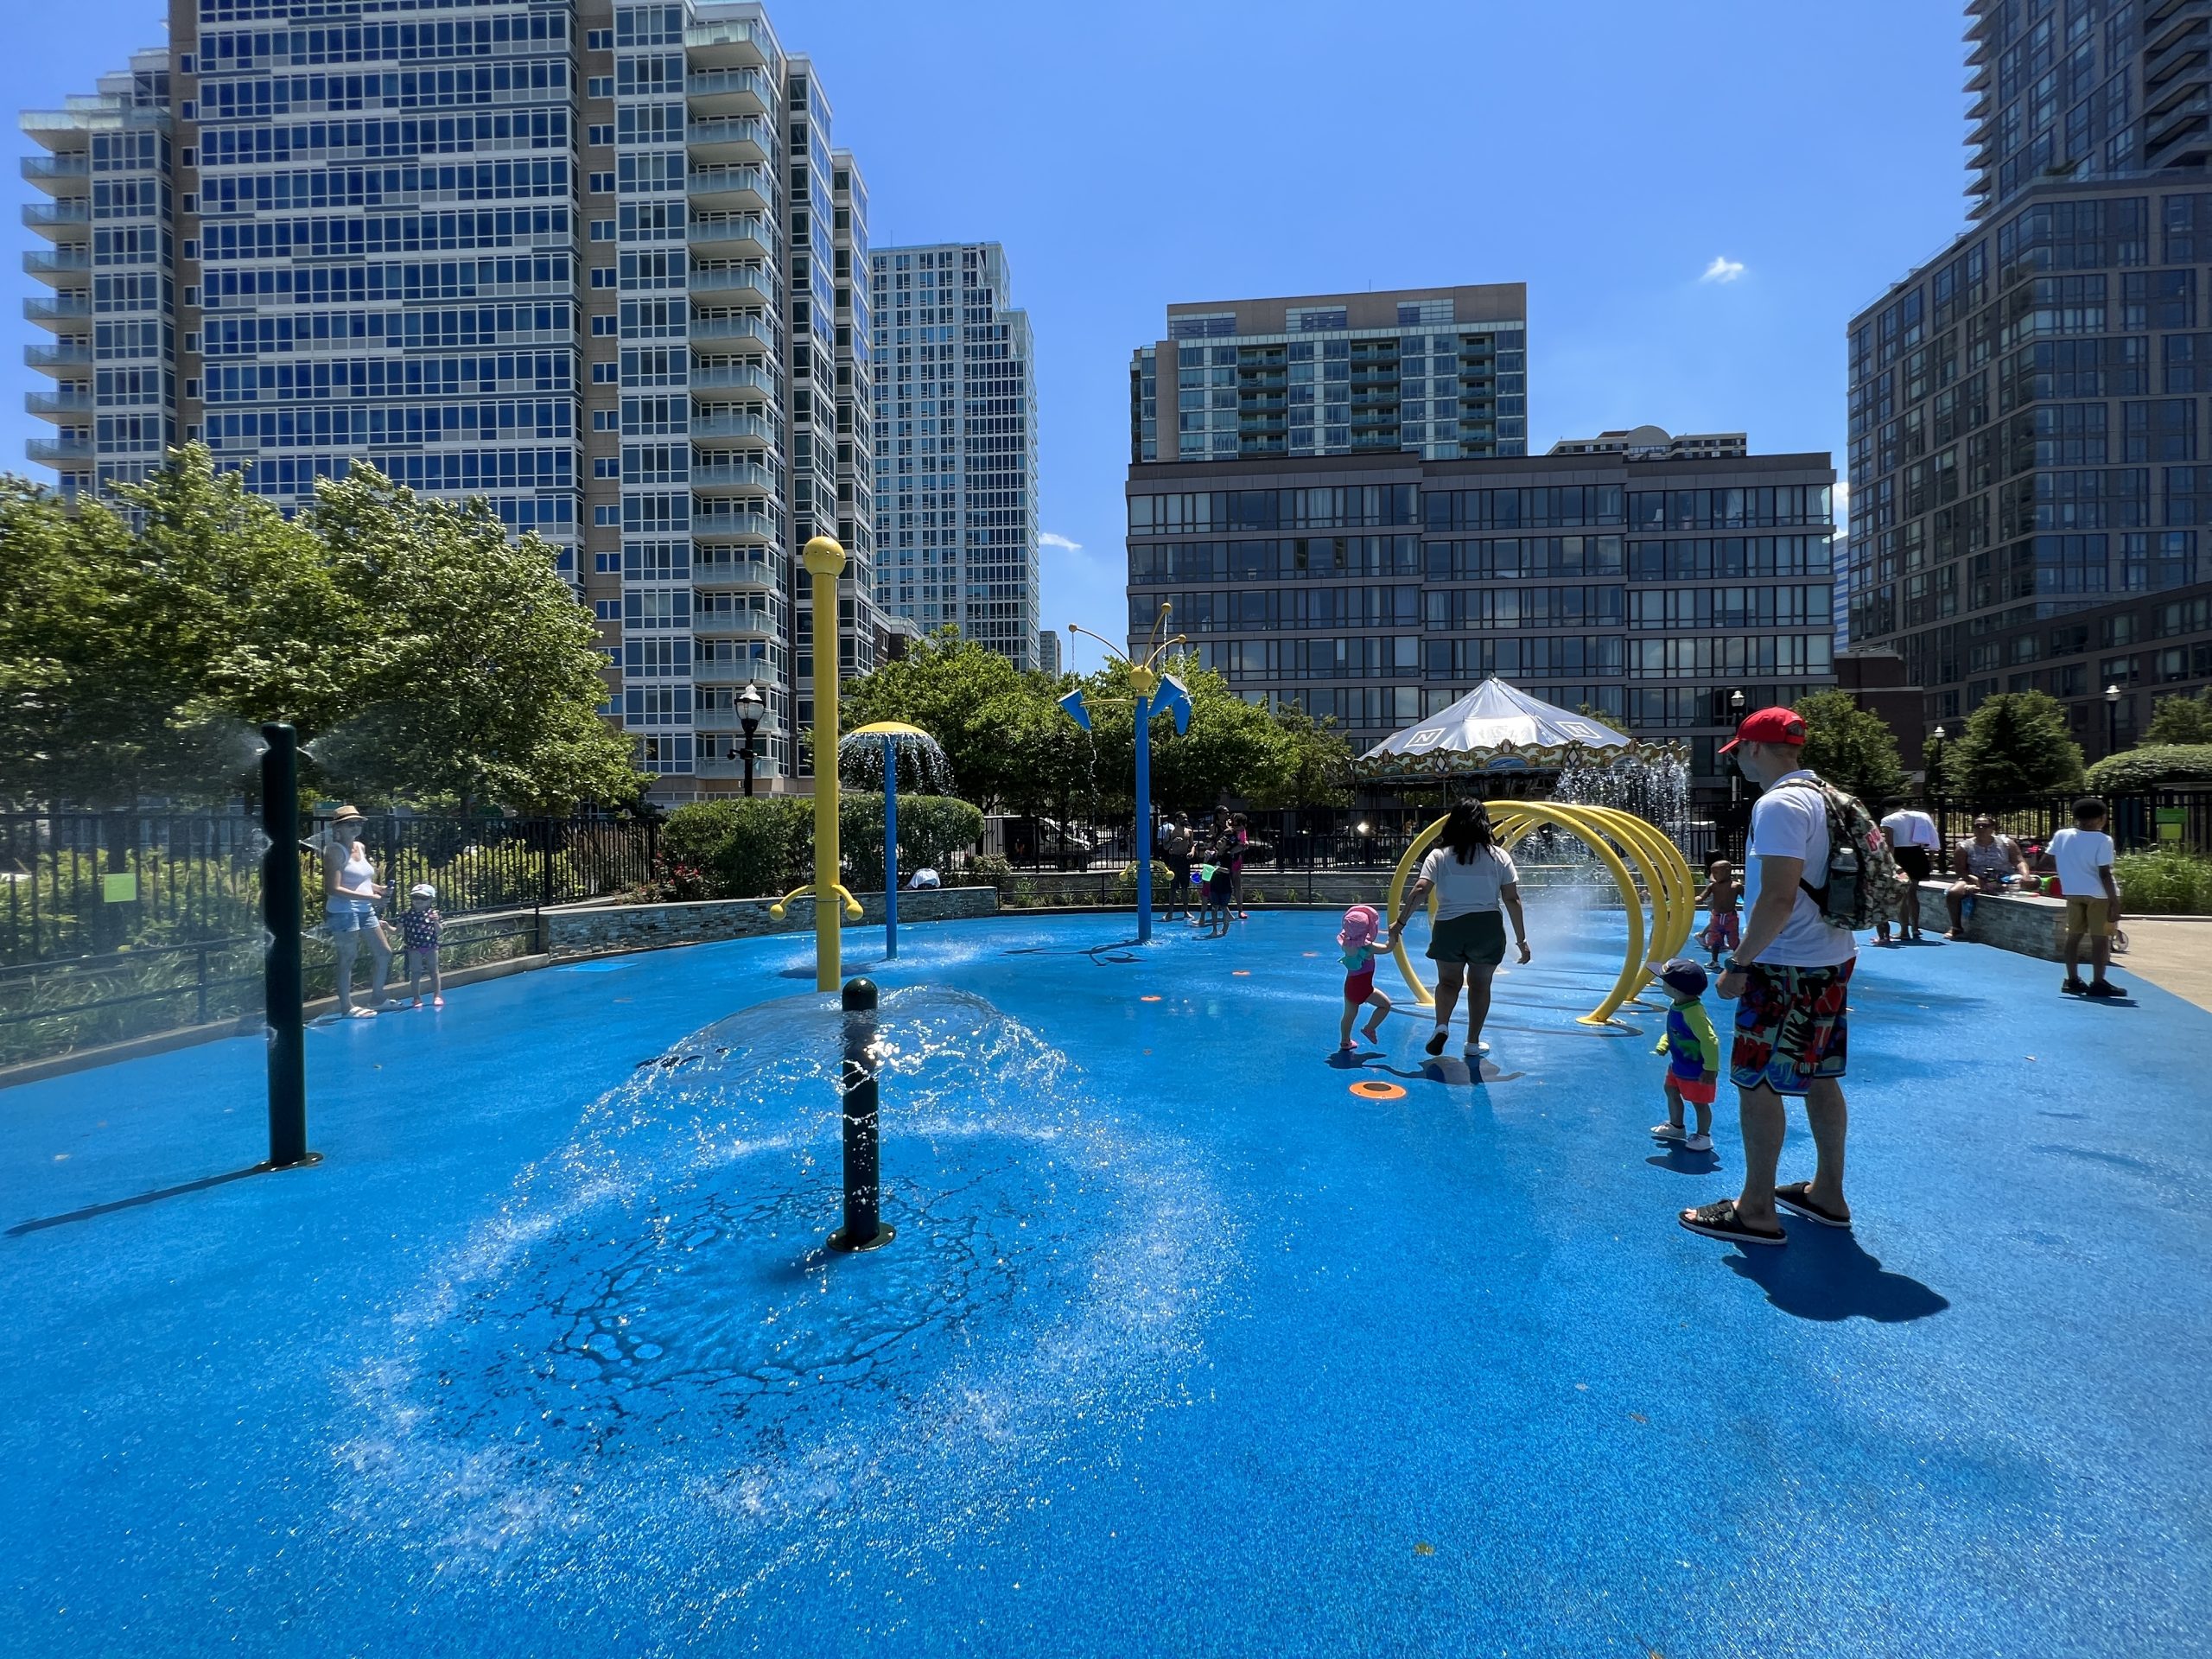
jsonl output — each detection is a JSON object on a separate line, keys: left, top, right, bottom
{"left": 2121, "top": 915, "right": 2212, "bottom": 1011}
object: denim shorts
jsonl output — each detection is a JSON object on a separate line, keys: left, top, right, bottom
{"left": 326, "top": 899, "right": 376, "bottom": 933}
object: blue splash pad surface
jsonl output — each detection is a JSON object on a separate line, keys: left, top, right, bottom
{"left": 3, "top": 909, "right": 2209, "bottom": 1657}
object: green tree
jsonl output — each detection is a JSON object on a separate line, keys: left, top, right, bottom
{"left": 2143, "top": 687, "right": 2212, "bottom": 746}
{"left": 1947, "top": 690, "right": 2085, "bottom": 803}
{"left": 839, "top": 627, "right": 1046, "bottom": 810}
{"left": 0, "top": 448, "right": 641, "bottom": 811}
{"left": 303, "top": 467, "right": 640, "bottom": 813}
{"left": 2086, "top": 743, "right": 2212, "bottom": 791}
{"left": 1794, "top": 689, "right": 1907, "bottom": 804}
{"left": 0, "top": 459, "right": 353, "bottom": 806}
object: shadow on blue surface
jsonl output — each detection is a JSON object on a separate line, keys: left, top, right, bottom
{"left": 7, "top": 1160, "right": 275, "bottom": 1236}
{"left": 1723, "top": 1229, "right": 1952, "bottom": 1324}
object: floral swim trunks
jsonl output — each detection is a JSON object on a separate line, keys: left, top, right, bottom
{"left": 1731, "top": 959, "right": 1854, "bottom": 1096}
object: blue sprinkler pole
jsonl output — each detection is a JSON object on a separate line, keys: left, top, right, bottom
{"left": 881, "top": 732, "right": 899, "bottom": 959}
{"left": 1134, "top": 690, "right": 1154, "bottom": 944}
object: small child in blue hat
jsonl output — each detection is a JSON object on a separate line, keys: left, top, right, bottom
{"left": 1649, "top": 957, "right": 1719, "bottom": 1154}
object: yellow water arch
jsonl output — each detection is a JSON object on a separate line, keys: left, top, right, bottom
{"left": 1382, "top": 804, "right": 1697, "bottom": 1028}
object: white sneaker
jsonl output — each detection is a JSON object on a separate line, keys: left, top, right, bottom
{"left": 1649, "top": 1122, "right": 1686, "bottom": 1141}
{"left": 1684, "top": 1132, "right": 1713, "bottom": 1153}
{"left": 1463, "top": 1041, "right": 1490, "bottom": 1058}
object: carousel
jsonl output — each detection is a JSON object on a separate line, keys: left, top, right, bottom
{"left": 1356, "top": 681, "right": 1696, "bottom": 1029}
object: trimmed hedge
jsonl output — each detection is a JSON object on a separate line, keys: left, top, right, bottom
{"left": 656, "top": 793, "right": 982, "bottom": 899}
{"left": 2085, "top": 744, "right": 2212, "bottom": 791}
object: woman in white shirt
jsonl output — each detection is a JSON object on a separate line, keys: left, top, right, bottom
{"left": 1388, "top": 799, "right": 1531, "bottom": 1059}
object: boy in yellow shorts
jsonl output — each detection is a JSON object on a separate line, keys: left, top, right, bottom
{"left": 2049, "top": 796, "right": 2125, "bottom": 999}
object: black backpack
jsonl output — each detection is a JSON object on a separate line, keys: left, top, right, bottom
{"left": 1775, "top": 779, "right": 1898, "bottom": 932}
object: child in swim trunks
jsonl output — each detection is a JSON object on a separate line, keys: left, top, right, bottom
{"left": 1337, "top": 905, "right": 1392, "bottom": 1050}
{"left": 1696, "top": 857, "right": 1740, "bottom": 968}
{"left": 1649, "top": 957, "right": 1719, "bottom": 1153}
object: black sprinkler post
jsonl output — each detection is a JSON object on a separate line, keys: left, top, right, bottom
{"left": 260, "top": 722, "right": 315, "bottom": 1170}
{"left": 827, "top": 976, "right": 893, "bottom": 1252}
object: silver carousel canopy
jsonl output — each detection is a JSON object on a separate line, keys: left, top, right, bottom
{"left": 1356, "top": 678, "right": 1679, "bottom": 779}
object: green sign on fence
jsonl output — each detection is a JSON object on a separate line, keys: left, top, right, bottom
{"left": 101, "top": 872, "right": 137, "bottom": 903}
{"left": 2157, "top": 807, "right": 2185, "bottom": 843}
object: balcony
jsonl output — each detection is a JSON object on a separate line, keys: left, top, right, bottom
{"left": 696, "top": 653, "right": 777, "bottom": 680}
{"left": 22, "top": 152, "right": 90, "bottom": 194}
{"left": 690, "top": 410, "right": 775, "bottom": 447}
{"left": 27, "top": 435, "right": 92, "bottom": 467}
{"left": 687, "top": 166, "right": 771, "bottom": 213}
{"left": 691, "top": 459, "right": 779, "bottom": 495}
{"left": 690, "top": 313, "right": 775, "bottom": 350}
{"left": 684, "top": 16, "right": 772, "bottom": 69}
{"left": 685, "top": 115, "right": 770, "bottom": 165}
{"left": 691, "top": 506, "right": 777, "bottom": 541}
{"left": 24, "top": 246, "right": 92, "bottom": 283}
{"left": 2143, "top": 29, "right": 2209, "bottom": 93}
{"left": 687, "top": 213, "right": 773, "bottom": 258}
{"left": 2148, "top": 93, "right": 2212, "bottom": 162}
{"left": 690, "top": 361, "right": 775, "bottom": 398}
{"left": 22, "top": 200, "right": 90, "bottom": 239}
{"left": 693, "top": 607, "right": 778, "bottom": 638}
{"left": 689, "top": 264, "right": 776, "bottom": 301}
{"left": 25, "top": 295, "right": 92, "bottom": 328}
{"left": 26, "top": 386, "right": 95, "bottom": 421}
{"left": 25, "top": 340, "right": 93, "bottom": 374}
{"left": 686, "top": 67, "right": 770, "bottom": 118}
{"left": 693, "top": 554, "right": 779, "bottom": 588}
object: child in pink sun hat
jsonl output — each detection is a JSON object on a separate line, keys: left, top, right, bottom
{"left": 1337, "top": 905, "right": 1393, "bottom": 1050}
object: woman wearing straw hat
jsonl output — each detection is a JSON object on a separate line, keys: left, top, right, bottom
{"left": 320, "top": 804, "right": 394, "bottom": 1017}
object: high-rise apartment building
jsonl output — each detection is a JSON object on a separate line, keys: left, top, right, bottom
{"left": 1847, "top": 0, "right": 2212, "bottom": 756}
{"left": 1129, "top": 286, "right": 1528, "bottom": 467}
{"left": 1036, "top": 628, "right": 1061, "bottom": 677}
{"left": 20, "top": 0, "right": 884, "bottom": 799}
{"left": 868, "top": 241, "right": 1039, "bottom": 667}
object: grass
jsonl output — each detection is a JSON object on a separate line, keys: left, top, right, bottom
{"left": 2114, "top": 849, "right": 2212, "bottom": 915}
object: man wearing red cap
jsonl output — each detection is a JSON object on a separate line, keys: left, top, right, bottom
{"left": 1680, "top": 706, "right": 1858, "bottom": 1247}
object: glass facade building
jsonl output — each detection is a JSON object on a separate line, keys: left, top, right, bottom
{"left": 1848, "top": 0, "right": 2212, "bottom": 751}
{"left": 20, "top": 0, "right": 883, "bottom": 800}
{"left": 1127, "top": 446, "right": 1838, "bottom": 793}
{"left": 868, "top": 241, "right": 1039, "bottom": 668}
{"left": 1129, "top": 286, "right": 1528, "bottom": 467}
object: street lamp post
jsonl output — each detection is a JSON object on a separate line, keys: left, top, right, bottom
{"left": 730, "top": 680, "right": 766, "bottom": 797}
{"left": 1727, "top": 689, "right": 1746, "bottom": 807}
{"left": 2105, "top": 683, "right": 2122, "bottom": 760}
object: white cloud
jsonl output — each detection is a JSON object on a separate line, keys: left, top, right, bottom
{"left": 1700, "top": 255, "right": 1746, "bottom": 285}
{"left": 1834, "top": 479, "right": 1852, "bottom": 526}
{"left": 1040, "top": 531, "right": 1084, "bottom": 553}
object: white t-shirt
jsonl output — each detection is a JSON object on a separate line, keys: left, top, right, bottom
{"left": 1880, "top": 808, "right": 1940, "bottom": 849}
{"left": 2047, "top": 826, "right": 2114, "bottom": 897}
{"left": 1418, "top": 844, "right": 1519, "bottom": 920}
{"left": 1744, "top": 771, "right": 1859, "bottom": 968}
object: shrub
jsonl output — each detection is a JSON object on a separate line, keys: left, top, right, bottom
{"left": 2086, "top": 744, "right": 2212, "bottom": 793}
{"left": 966, "top": 854, "right": 1014, "bottom": 893}
{"left": 2113, "top": 849, "right": 2212, "bottom": 914}
{"left": 657, "top": 798, "right": 810, "bottom": 899}
{"left": 837, "top": 793, "right": 984, "bottom": 892}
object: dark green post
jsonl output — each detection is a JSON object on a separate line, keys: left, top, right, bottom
{"left": 827, "top": 976, "right": 893, "bottom": 1252}
{"left": 260, "top": 723, "right": 313, "bottom": 1170}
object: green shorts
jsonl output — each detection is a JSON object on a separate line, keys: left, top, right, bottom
{"left": 1427, "top": 910, "right": 1507, "bottom": 967}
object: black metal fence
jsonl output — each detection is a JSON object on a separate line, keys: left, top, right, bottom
{"left": 1, "top": 811, "right": 657, "bottom": 1071}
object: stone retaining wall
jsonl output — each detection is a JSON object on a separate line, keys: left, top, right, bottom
{"left": 543, "top": 885, "right": 997, "bottom": 956}
{"left": 1917, "top": 880, "right": 2069, "bottom": 960}
{"left": 991, "top": 864, "right": 1610, "bottom": 911}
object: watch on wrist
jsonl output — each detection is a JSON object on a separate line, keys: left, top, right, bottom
{"left": 1724, "top": 957, "right": 1752, "bottom": 975}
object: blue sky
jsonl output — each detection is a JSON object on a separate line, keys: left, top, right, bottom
{"left": 3, "top": 1, "right": 1970, "bottom": 670}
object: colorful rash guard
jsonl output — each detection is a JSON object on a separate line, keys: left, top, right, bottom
{"left": 1657, "top": 999, "right": 1719, "bottom": 1084}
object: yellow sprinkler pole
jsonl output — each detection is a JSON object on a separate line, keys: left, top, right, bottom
{"left": 804, "top": 534, "right": 848, "bottom": 992}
